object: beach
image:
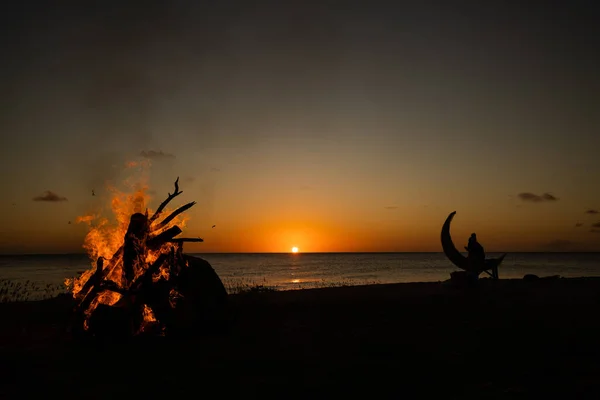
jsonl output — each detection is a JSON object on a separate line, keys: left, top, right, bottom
{"left": 1, "top": 277, "right": 600, "bottom": 398}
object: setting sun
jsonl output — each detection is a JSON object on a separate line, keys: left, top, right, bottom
{"left": 291, "top": 247, "right": 299, "bottom": 253}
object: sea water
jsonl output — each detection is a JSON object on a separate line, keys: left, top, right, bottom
{"left": 1, "top": 252, "right": 599, "bottom": 300}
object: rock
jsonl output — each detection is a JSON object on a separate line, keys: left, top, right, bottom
{"left": 174, "top": 255, "right": 229, "bottom": 334}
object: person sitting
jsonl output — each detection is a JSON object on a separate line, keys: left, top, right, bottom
{"left": 465, "top": 233, "right": 485, "bottom": 267}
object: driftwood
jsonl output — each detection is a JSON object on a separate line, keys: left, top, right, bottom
{"left": 167, "top": 238, "right": 204, "bottom": 243}
{"left": 147, "top": 226, "right": 183, "bottom": 249}
{"left": 148, "top": 177, "right": 182, "bottom": 224}
{"left": 130, "top": 253, "right": 169, "bottom": 293}
{"left": 100, "top": 247, "right": 124, "bottom": 279}
{"left": 123, "top": 213, "right": 150, "bottom": 285}
{"left": 154, "top": 201, "right": 197, "bottom": 230}
{"left": 79, "top": 257, "right": 104, "bottom": 298}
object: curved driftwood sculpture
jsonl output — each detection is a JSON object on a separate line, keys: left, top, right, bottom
{"left": 441, "top": 211, "right": 506, "bottom": 276}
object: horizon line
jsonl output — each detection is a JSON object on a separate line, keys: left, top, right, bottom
{"left": 1, "top": 250, "right": 600, "bottom": 257}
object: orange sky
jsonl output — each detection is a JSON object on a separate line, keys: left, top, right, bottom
{"left": 1, "top": 157, "right": 599, "bottom": 255}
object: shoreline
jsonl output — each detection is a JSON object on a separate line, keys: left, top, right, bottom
{"left": 2, "top": 277, "right": 600, "bottom": 397}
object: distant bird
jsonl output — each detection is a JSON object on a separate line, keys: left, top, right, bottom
{"left": 68, "top": 221, "right": 71, "bottom": 224}
{"left": 11, "top": 203, "right": 16, "bottom": 206}
{"left": 212, "top": 225, "right": 216, "bottom": 228}
{"left": 92, "top": 189, "right": 95, "bottom": 196}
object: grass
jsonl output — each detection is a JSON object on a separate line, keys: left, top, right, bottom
{"left": 0, "top": 277, "right": 384, "bottom": 303}
{"left": 224, "top": 277, "right": 278, "bottom": 294}
{"left": 223, "top": 277, "right": 383, "bottom": 294}
{"left": 0, "top": 279, "right": 66, "bottom": 303}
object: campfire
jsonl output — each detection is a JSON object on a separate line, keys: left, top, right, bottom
{"left": 67, "top": 177, "right": 227, "bottom": 339}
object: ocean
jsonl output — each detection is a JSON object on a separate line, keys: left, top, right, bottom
{"left": 1, "top": 252, "right": 600, "bottom": 300}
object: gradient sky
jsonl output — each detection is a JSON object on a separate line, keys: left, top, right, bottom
{"left": 1, "top": 1, "right": 599, "bottom": 254}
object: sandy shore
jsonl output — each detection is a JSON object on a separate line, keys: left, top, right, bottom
{"left": 1, "top": 277, "right": 600, "bottom": 398}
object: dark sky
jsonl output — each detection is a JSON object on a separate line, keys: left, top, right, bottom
{"left": 1, "top": 1, "right": 599, "bottom": 253}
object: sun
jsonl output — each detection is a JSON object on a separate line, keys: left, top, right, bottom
{"left": 291, "top": 247, "right": 299, "bottom": 253}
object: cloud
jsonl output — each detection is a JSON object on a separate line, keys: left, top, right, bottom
{"left": 33, "top": 191, "right": 68, "bottom": 202}
{"left": 575, "top": 223, "right": 583, "bottom": 227}
{"left": 384, "top": 206, "right": 398, "bottom": 210}
{"left": 592, "top": 222, "right": 600, "bottom": 228}
{"left": 139, "top": 150, "right": 175, "bottom": 160}
{"left": 542, "top": 239, "right": 574, "bottom": 250}
{"left": 517, "top": 192, "right": 559, "bottom": 203}
{"left": 585, "top": 209, "right": 599, "bottom": 214}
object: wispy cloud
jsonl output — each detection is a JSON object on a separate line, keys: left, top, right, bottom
{"left": 139, "top": 150, "right": 175, "bottom": 160}
{"left": 591, "top": 222, "right": 600, "bottom": 228}
{"left": 210, "top": 167, "right": 221, "bottom": 172}
{"left": 33, "top": 191, "right": 68, "bottom": 202}
{"left": 517, "top": 192, "right": 559, "bottom": 203}
{"left": 585, "top": 209, "right": 599, "bottom": 214}
{"left": 384, "top": 206, "right": 398, "bottom": 210}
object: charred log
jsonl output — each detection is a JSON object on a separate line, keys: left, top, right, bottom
{"left": 146, "top": 226, "right": 183, "bottom": 249}
{"left": 143, "top": 280, "right": 176, "bottom": 332}
{"left": 79, "top": 257, "right": 105, "bottom": 299}
{"left": 154, "top": 201, "right": 196, "bottom": 230}
{"left": 166, "top": 237, "right": 203, "bottom": 243}
{"left": 100, "top": 247, "right": 124, "bottom": 279}
{"left": 123, "top": 213, "right": 150, "bottom": 286}
{"left": 149, "top": 177, "right": 182, "bottom": 224}
{"left": 130, "top": 253, "right": 169, "bottom": 294}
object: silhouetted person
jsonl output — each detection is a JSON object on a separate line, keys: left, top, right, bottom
{"left": 465, "top": 233, "right": 485, "bottom": 268}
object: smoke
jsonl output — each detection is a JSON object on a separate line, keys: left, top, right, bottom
{"left": 140, "top": 150, "right": 176, "bottom": 160}
{"left": 38, "top": 4, "right": 194, "bottom": 192}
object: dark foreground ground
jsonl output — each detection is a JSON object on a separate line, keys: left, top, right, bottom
{"left": 1, "top": 277, "right": 600, "bottom": 399}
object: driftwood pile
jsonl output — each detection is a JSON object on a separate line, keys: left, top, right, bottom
{"left": 71, "top": 178, "right": 228, "bottom": 339}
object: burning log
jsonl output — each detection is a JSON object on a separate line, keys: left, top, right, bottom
{"left": 79, "top": 257, "right": 104, "bottom": 298}
{"left": 146, "top": 226, "right": 183, "bottom": 249}
{"left": 98, "top": 247, "right": 124, "bottom": 281}
{"left": 130, "top": 253, "right": 169, "bottom": 293}
{"left": 123, "top": 212, "right": 150, "bottom": 286}
{"left": 69, "top": 177, "right": 229, "bottom": 340}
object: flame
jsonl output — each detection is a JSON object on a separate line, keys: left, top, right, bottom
{"left": 67, "top": 163, "right": 192, "bottom": 334}
{"left": 142, "top": 304, "right": 157, "bottom": 323}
